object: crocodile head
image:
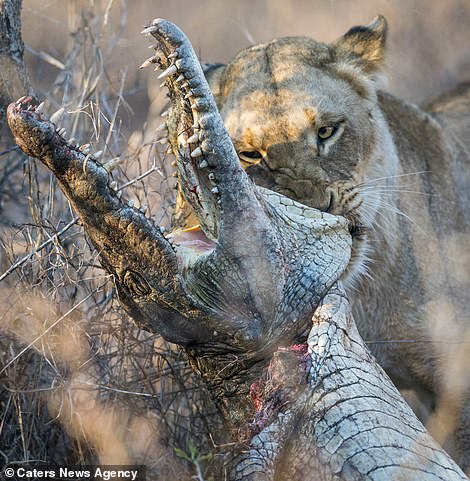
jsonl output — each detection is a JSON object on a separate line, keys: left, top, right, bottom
{"left": 8, "top": 19, "right": 351, "bottom": 359}
{"left": 143, "top": 19, "right": 352, "bottom": 352}
{"left": 8, "top": 17, "right": 351, "bottom": 441}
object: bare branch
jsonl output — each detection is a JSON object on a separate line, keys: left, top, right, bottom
{"left": 0, "top": 217, "right": 78, "bottom": 283}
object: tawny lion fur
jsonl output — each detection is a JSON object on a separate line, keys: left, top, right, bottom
{"left": 175, "top": 16, "right": 470, "bottom": 471}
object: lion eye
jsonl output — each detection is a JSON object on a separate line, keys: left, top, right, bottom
{"left": 238, "top": 150, "right": 263, "bottom": 163}
{"left": 318, "top": 126, "right": 336, "bottom": 140}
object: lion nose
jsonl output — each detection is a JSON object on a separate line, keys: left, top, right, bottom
{"left": 299, "top": 187, "right": 335, "bottom": 212}
{"left": 324, "top": 189, "right": 335, "bottom": 212}
{"left": 310, "top": 189, "right": 334, "bottom": 212}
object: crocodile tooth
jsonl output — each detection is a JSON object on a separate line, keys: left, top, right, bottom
{"left": 184, "top": 92, "right": 193, "bottom": 100}
{"left": 181, "top": 81, "right": 190, "bottom": 89}
{"left": 208, "top": 173, "right": 215, "bottom": 182}
{"left": 116, "top": 190, "right": 122, "bottom": 198}
{"left": 159, "top": 81, "right": 167, "bottom": 89}
{"left": 93, "top": 150, "right": 103, "bottom": 158}
{"left": 148, "top": 44, "right": 160, "bottom": 49}
{"left": 127, "top": 199, "right": 135, "bottom": 207}
{"left": 170, "top": 160, "right": 177, "bottom": 167}
{"left": 155, "top": 122, "right": 167, "bottom": 134}
{"left": 157, "top": 64, "right": 178, "bottom": 79}
{"left": 140, "top": 204, "right": 148, "bottom": 213}
{"left": 102, "top": 157, "right": 121, "bottom": 172}
{"left": 201, "top": 141, "right": 211, "bottom": 154}
{"left": 175, "top": 74, "right": 185, "bottom": 83}
{"left": 198, "top": 159, "right": 208, "bottom": 169}
{"left": 139, "top": 56, "right": 157, "bottom": 69}
{"left": 172, "top": 172, "right": 178, "bottom": 178}
{"left": 79, "top": 143, "right": 90, "bottom": 152}
{"left": 190, "top": 147, "right": 202, "bottom": 158}
{"left": 175, "top": 59, "right": 184, "bottom": 70}
{"left": 49, "top": 107, "right": 65, "bottom": 124}
{"left": 190, "top": 98, "right": 204, "bottom": 110}
{"left": 110, "top": 181, "right": 118, "bottom": 190}
{"left": 16, "top": 95, "right": 26, "bottom": 104}
{"left": 141, "top": 25, "right": 158, "bottom": 35}
{"left": 58, "top": 128, "right": 66, "bottom": 136}
{"left": 161, "top": 110, "right": 169, "bottom": 117}
{"left": 159, "top": 226, "right": 166, "bottom": 234}
{"left": 168, "top": 51, "right": 178, "bottom": 59}
{"left": 211, "top": 187, "right": 219, "bottom": 194}
{"left": 187, "top": 133, "right": 199, "bottom": 143}
{"left": 36, "top": 101, "right": 46, "bottom": 113}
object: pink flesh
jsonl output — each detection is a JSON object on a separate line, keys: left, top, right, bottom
{"left": 169, "top": 228, "right": 215, "bottom": 253}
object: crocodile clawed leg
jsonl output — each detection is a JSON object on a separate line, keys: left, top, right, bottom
{"left": 7, "top": 96, "right": 214, "bottom": 345}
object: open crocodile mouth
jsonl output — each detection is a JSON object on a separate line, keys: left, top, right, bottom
{"left": 141, "top": 20, "right": 238, "bottom": 244}
{"left": 168, "top": 225, "right": 215, "bottom": 269}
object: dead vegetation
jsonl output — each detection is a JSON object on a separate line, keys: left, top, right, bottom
{"left": 0, "top": 2, "right": 222, "bottom": 479}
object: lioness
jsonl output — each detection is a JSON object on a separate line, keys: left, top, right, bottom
{"left": 174, "top": 16, "right": 470, "bottom": 470}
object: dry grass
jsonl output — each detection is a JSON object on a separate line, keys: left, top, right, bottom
{"left": 1, "top": 0, "right": 470, "bottom": 479}
{"left": 0, "top": 2, "right": 222, "bottom": 479}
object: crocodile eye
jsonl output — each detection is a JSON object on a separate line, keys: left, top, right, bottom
{"left": 238, "top": 150, "right": 263, "bottom": 163}
{"left": 318, "top": 126, "right": 336, "bottom": 140}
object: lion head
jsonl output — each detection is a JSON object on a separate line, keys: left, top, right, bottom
{"left": 204, "top": 16, "right": 399, "bottom": 282}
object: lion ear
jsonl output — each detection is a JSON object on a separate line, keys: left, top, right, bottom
{"left": 201, "top": 63, "right": 225, "bottom": 100}
{"left": 333, "top": 16, "right": 387, "bottom": 72}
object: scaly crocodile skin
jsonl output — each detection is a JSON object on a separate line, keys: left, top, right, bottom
{"left": 233, "top": 286, "right": 469, "bottom": 480}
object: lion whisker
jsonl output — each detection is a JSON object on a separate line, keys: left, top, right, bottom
{"left": 359, "top": 187, "right": 437, "bottom": 197}
{"left": 361, "top": 193, "right": 431, "bottom": 237}
{"left": 356, "top": 170, "right": 430, "bottom": 187}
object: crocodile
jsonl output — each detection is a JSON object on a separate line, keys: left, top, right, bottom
{"left": 7, "top": 18, "right": 469, "bottom": 481}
